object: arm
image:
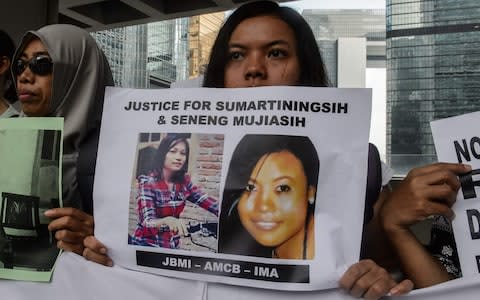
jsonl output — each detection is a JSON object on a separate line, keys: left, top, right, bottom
{"left": 184, "top": 175, "right": 219, "bottom": 216}
{"left": 383, "top": 223, "right": 450, "bottom": 287}
{"left": 340, "top": 188, "right": 413, "bottom": 299}
{"left": 361, "top": 188, "right": 402, "bottom": 272}
{"left": 360, "top": 155, "right": 402, "bottom": 271}
{"left": 143, "top": 216, "right": 187, "bottom": 235}
{"left": 380, "top": 162, "right": 469, "bottom": 288}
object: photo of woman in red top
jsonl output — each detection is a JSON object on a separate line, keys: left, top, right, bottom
{"left": 129, "top": 133, "right": 219, "bottom": 249}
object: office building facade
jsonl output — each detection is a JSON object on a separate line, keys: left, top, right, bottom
{"left": 302, "top": 9, "right": 386, "bottom": 86}
{"left": 148, "top": 19, "right": 190, "bottom": 88}
{"left": 92, "top": 25, "right": 148, "bottom": 88}
{"left": 92, "top": 18, "right": 190, "bottom": 88}
{"left": 92, "top": 12, "right": 224, "bottom": 88}
{"left": 387, "top": 0, "right": 480, "bottom": 174}
{"left": 188, "top": 12, "right": 224, "bottom": 79}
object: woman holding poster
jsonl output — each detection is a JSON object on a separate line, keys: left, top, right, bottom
{"left": 201, "top": 1, "right": 413, "bottom": 296}
{"left": 84, "top": 1, "right": 413, "bottom": 298}
{"left": 219, "top": 134, "right": 318, "bottom": 259}
{"left": 129, "top": 133, "right": 218, "bottom": 249}
{"left": 12, "top": 24, "right": 113, "bottom": 258}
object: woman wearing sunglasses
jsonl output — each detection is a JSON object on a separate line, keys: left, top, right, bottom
{"left": 12, "top": 24, "right": 114, "bottom": 257}
{"left": 0, "top": 30, "right": 18, "bottom": 118}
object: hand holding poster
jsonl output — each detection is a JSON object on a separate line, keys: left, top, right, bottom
{"left": 94, "top": 86, "right": 372, "bottom": 290}
{"left": 431, "top": 111, "right": 480, "bottom": 278}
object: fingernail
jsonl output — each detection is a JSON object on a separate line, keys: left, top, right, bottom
{"left": 389, "top": 287, "right": 399, "bottom": 295}
{"left": 107, "top": 260, "right": 114, "bottom": 267}
{"left": 463, "top": 164, "right": 472, "bottom": 171}
{"left": 44, "top": 209, "right": 54, "bottom": 216}
{"left": 100, "top": 247, "right": 107, "bottom": 254}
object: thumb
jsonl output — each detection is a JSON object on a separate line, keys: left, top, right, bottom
{"left": 390, "top": 279, "right": 414, "bottom": 296}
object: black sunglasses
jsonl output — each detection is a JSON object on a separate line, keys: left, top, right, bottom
{"left": 14, "top": 55, "right": 53, "bottom": 76}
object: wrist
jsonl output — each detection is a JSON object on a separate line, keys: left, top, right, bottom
{"left": 381, "top": 216, "right": 408, "bottom": 234}
{"left": 383, "top": 224, "right": 414, "bottom": 243}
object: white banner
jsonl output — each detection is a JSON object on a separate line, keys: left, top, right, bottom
{"left": 206, "top": 275, "right": 480, "bottom": 300}
{"left": 94, "top": 86, "right": 371, "bottom": 290}
{"left": 431, "top": 111, "right": 480, "bottom": 277}
{"left": 1, "top": 253, "right": 479, "bottom": 299}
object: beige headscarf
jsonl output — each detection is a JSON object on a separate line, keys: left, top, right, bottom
{"left": 14, "top": 24, "right": 114, "bottom": 208}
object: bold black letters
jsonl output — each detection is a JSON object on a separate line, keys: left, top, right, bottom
{"left": 454, "top": 139, "right": 470, "bottom": 163}
{"left": 460, "top": 169, "right": 480, "bottom": 199}
{"left": 467, "top": 209, "right": 480, "bottom": 239}
{"left": 476, "top": 255, "right": 480, "bottom": 273}
{"left": 454, "top": 136, "right": 480, "bottom": 163}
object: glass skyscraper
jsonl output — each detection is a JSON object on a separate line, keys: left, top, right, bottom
{"left": 92, "top": 18, "right": 190, "bottom": 88}
{"left": 92, "top": 12, "right": 225, "bottom": 89}
{"left": 387, "top": 0, "right": 480, "bottom": 174}
{"left": 148, "top": 18, "right": 190, "bottom": 87}
{"left": 92, "top": 25, "right": 148, "bottom": 88}
{"left": 302, "top": 9, "right": 386, "bottom": 86}
{"left": 188, "top": 12, "right": 224, "bottom": 79}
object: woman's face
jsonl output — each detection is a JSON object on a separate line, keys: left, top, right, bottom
{"left": 238, "top": 150, "right": 315, "bottom": 247}
{"left": 15, "top": 38, "right": 52, "bottom": 117}
{"left": 164, "top": 141, "right": 187, "bottom": 172}
{"left": 224, "top": 15, "right": 301, "bottom": 88}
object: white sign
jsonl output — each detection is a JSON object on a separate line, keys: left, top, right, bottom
{"left": 94, "top": 86, "right": 372, "bottom": 290}
{"left": 431, "top": 111, "right": 480, "bottom": 277}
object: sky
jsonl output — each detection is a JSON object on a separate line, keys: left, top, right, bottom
{"left": 366, "top": 69, "right": 387, "bottom": 160}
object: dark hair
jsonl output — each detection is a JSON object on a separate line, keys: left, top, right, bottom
{"left": 0, "top": 30, "right": 17, "bottom": 102}
{"left": 203, "top": 0, "right": 329, "bottom": 88}
{"left": 218, "top": 134, "right": 319, "bottom": 258}
{"left": 152, "top": 133, "right": 190, "bottom": 183}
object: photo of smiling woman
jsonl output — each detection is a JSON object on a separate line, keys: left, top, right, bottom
{"left": 219, "top": 134, "right": 319, "bottom": 260}
{"left": 129, "top": 133, "right": 220, "bottom": 250}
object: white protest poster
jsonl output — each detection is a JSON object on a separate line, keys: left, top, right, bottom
{"left": 94, "top": 86, "right": 371, "bottom": 291}
{"left": 431, "top": 111, "right": 480, "bottom": 278}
